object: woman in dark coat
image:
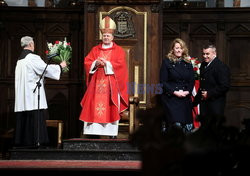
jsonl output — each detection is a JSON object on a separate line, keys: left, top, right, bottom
{"left": 160, "top": 38, "right": 195, "bottom": 133}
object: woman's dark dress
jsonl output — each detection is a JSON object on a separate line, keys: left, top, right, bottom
{"left": 160, "top": 58, "right": 195, "bottom": 130}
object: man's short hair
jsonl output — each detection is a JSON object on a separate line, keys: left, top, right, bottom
{"left": 202, "top": 44, "right": 216, "bottom": 52}
{"left": 21, "top": 36, "right": 33, "bottom": 48}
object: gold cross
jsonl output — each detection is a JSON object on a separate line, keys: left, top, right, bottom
{"left": 96, "top": 103, "right": 105, "bottom": 116}
{"left": 97, "top": 78, "right": 107, "bottom": 94}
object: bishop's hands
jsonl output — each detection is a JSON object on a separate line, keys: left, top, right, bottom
{"left": 173, "top": 90, "right": 190, "bottom": 98}
{"left": 96, "top": 57, "right": 107, "bottom": 67}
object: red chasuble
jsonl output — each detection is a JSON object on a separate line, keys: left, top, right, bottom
{"left": 192, "top": 80, "right": 201, "bottom": 128}
{"left": 79, "top": 42, "right": 129, "bottom": 123}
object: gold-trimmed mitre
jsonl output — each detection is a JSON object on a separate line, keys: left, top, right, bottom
{"left": 99, "top": 16, "right": 116, "bottom": 34}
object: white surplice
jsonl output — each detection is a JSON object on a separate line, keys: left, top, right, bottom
{"left": 14, "top": 53, "right": 61, "bottom": 112}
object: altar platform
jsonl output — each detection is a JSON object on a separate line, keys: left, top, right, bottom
{"left": 0, "top": 138, "right": 142, "bottom": 176}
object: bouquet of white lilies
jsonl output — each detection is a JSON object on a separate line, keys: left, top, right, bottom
{"left": 46, "top": 38, "right": 72, "bottom": 72}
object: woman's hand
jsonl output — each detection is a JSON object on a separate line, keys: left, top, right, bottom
{"left": 183, "top": 91, "right": 190, "bottom": 96}
{"left": 173, "top": 90, "right": 189, "bottom": 97}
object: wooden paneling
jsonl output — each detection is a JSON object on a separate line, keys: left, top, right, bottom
{"left": 0, "top": 7, "right": 85, "bottom": 138}
{"left": 1, "top": 4, "right": 250, "bottom": 137}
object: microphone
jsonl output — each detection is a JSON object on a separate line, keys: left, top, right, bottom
{"left": 47, "top": 53, "right": 59, "bottom": 59}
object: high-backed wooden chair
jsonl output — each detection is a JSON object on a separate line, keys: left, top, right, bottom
{"left": 118, "top": 46, "right": 140, "bottom": 134}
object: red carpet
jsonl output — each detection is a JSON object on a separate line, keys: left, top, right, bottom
{"left": 65, "top": 138, "right": 128, "bottom": 141}
{"left": 0, "top": 160, "right": 141, "bottom": 171}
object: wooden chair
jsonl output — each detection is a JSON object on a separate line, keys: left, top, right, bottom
{"left": 119, "top": 96, "right": 140, "bottom": 134}
{"left": 118, "top": 46, "right": 140, "bottom": 135}
{"left": 0, "top": 128, "right": 14, "bottom": 159}
{"left": 46, "top": 120, "right": 63, "bottom": 147}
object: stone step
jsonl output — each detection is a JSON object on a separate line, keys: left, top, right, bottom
{"left": 9, "top": 138, "right": 141, "bottom": 160}
{"left": 9, "top": 148, "right": 141, "bottom": 160}
{"left": 62, "top": 138, "right": 138, "bottom": 151}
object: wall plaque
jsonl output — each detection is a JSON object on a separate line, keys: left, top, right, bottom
{"left": 111, "top": 10, "right": 135, "bottom": 38}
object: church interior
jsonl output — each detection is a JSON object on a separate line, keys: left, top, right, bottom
{"left": 0, "top": 0, "right": 250, "bottom": 175}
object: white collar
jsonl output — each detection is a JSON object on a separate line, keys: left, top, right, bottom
{"left": 102, "top": 42, "right": 113, "bottom": 49}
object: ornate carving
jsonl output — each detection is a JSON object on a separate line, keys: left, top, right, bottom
{"left": 87, "top": 4, "right": 98, "bottom": 13}
{"left": 111, "top": 10, "right": 135, "bottom": 38}
{"left": 190, "top": 24, "right": 216, "bottom": 35}
{"left": 151, "top": 4, "right": 160, "bottom": 13}
{"left": 163, "top": 1, "right": 206, "bottom": 9}
{"left": 163, "top": 24, "right": 179, "bottom": 36}
{"left": 17, "top": 24, "right": 35, "bottom": 34}
{"left": 47, "top": 24, "right": 65, "bottom": 34}
{"left": 227, "top": 24, "right": 250, "bottom": 35}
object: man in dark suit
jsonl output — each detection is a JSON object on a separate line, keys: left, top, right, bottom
{"left": 194, "top": 44, "right": 230, "bottom": 117}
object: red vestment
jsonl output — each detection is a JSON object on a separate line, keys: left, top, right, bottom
{"left": 79, "top": 42, "right": 129, "bottom": 123}
{"left": 192, "top": 80, "right": 201, "bottom": 128}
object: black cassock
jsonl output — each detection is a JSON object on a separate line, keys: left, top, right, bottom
{"left": 160, "top": 58, "right": 195, "bottom": 127}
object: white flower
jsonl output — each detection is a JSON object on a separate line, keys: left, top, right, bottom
{"left": 47, "top": 43, "right": 53, "bottom": 50}
{"left": 189, "top": 57, "right": 201, "bottom": 80}
{"left": 63, "top": 41, "right": 67, "bottom": 48}
{"left": 46, "top": 38, "right": 72, "bottom": 72}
